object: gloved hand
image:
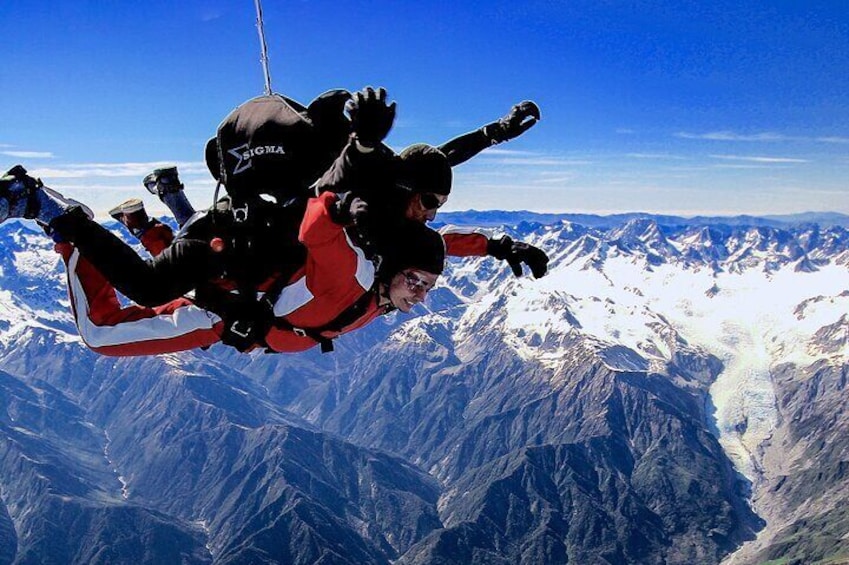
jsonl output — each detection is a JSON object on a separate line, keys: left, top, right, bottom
{"left": 331, "top": 191, "right": 369, "bottom": 225}
{"left": 483, "top": 101, "right": 541, "bottom": 144}
{"left": 348, "top": 196, "right": 368, "bottom": 225}
{"left": 487, "top": 235, "right": 549, "bottom": 278}
{"left": 332, "top": 192, "right": 377, "bottom": 258}
{"left": 346, "top": 86, "right": 396, "bottom": 147}
{"left": 219, "top": 300, "right": 273, "bottom": 353}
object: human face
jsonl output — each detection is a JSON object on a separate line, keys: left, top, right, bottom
{"left": 404, "top": 192, "right": 448, "bottom": 223}
{"left": 388, "top": 269, "right": 438, "bottom": 312}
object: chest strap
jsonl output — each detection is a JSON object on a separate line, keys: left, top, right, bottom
{"left": 269, "top": 287, "right": 387, "bottom": 353}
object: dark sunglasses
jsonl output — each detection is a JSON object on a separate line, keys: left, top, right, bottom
{"left": 419, "top": 193, "right": 445, "bottom": 210}
{"left": 402, "top": 271, "right": 434, "bottom": 292}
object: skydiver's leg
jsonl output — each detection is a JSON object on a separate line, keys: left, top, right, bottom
{"left": 143, "top": 166, "right": 195, "bottom": 227}
{"left": 0, "top": 165, "right": 93, "bottom": 224}
{"left": 109, "top": 197, "right": 175, "bottom": 255}
{"left": 56, "top": 242, "right": 223, "bottom": 356}
{"left": 1, "top": 164, "right": 222, "bottom": 307}
{"left": 51, "top": 210, "right": 224, "bottom": 306}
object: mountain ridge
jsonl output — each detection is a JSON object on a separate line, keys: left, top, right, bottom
{"left": 438, "top": 210, "right": 849, "bottom": 229}
{"left": 0, "top": 212, "right": 847, "bottom": 563}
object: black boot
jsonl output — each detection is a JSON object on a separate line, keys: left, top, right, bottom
{"left": 0, "top": 165, "right": 40, "bottom": 223}
{"left": 143, "top": 166, "right": 195, "bottom": 226}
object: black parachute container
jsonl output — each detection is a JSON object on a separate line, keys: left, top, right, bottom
{"left": 202, "top": 1, "right": 354, "bottom": 203}
{"left": 201, "top": 0, "right": 351, "bottom": 204}
{"left": 205, "top": 90, "right": 352, "bottom": 203}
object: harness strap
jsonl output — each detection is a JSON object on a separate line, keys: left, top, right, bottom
{"left": 269, "top": 287, "right": 384, "bottom": 353}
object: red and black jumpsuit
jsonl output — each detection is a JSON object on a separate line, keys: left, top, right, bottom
{"left": 58, "top": 193, "right": 490, "bottom": 356}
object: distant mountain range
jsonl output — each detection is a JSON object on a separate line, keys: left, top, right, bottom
{"left": 0, "top": 212, "right": 847, "bottom": 564}
{"left": 439, "top": 210, "right": 849, "bottom": 229}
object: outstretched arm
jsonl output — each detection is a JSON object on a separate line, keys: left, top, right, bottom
{"left": 486, "top": 235, "right": 549, "bottom": 279}
{"left": 440, "top": 226, "right": 549, "bottom": 279}
{"left": 312, "top": 86, "right": 400, "bottom": 200}
{"left": 438, "top": 101, "right": 541, "bottom": 167}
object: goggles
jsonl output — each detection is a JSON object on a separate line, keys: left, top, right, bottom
{"left": 403, "top": 271, "right": 434, "bottom": 292}
{"left": 419, "top": 193, "right": 445, "bottom": 211}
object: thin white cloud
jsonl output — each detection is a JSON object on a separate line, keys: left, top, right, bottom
{"left": 815, "top": 136, "right": 849, "bottom": 144}
{"left": 480, "top": 148, "right": 537, "bottom": 156}
{"left": 627, "top": 153, "right": 689, "bottom": 160}
{"left": 200, "top": 9, "right": 223, "bottom": 22}
{"left": 31, "top": 161, "right": 208, "bottom": 178}
{"left": 713, "top": 164, "right": 788, "bottom": 170}
{"left": 677, "top": 131, "right": 790, "bottom": 142}
{"left": 495, "top": 157, "right": 593, "bottom": 166}
{"left": 616, "top": 128, "right": 636, "bottom": 134}
{"left": 677, "top": 131, "right": 849, "bottom": 145}
{"left": 531, "top": 175, "right": 578, "bottom": 185}
{"left": 709, "top": 154, "right": 809, "bottom": 164}
{"left": 2, "top": 150, "right": 54, "bottom": 158}
{"left": 665, "top": 165, "right": 715, "bottom": 173}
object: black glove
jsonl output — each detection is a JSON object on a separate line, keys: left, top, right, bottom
{"left": 487, "top": 235, "right": 549, "bottom": 278}
{"left": 330, "top": 191, "right": 369, "bottom": 226}
{"left": 331, "top": 192, "right": 378, "bottom": 259}
{"left": 219, "top": 300, "right": 274, "bottom": 353}
{"left": 483, "top": 100, "right": 541, "bottom": 144}
{"left": 346, "top": 86, "right": 396, "bottom": 147}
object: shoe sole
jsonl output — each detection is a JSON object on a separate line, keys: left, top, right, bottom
{"left": 109, "top": 197, "right": 144, "bottom": 218}
{"left": 1, "top": 165, "right": 40, "bottom": 221}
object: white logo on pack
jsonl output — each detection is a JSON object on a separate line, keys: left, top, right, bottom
{"left": 228, "top": 143, "right": 287, "bottom": 175}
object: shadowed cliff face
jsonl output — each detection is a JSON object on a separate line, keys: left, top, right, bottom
{"left": 727, "top": 361, "right": 849, "bottom": 565}
{"left": 274, "top": 321, "right": 760, "bottom": 565}
{"left": 0, "top": 217, "right": 847, "bottom": 564}
{"left": 0, "top": 365, "right": 212, "bottom": 565}
{"left": 0, "top": 349, "right": 443, "bottom": 565}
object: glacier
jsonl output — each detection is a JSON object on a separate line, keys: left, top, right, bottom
{"left": 1, "top": 213, "right": 848, "bottom": 564}
{"left": 3, "top": 216, "right": 848, "bottom": 490}
{"left": 441, "top": 218, "right": 849, "bottom": 491}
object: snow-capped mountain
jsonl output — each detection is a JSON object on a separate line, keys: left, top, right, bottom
{"left": 0, "top": 214, "right": 847, "bottom": 564}
{"left": 444, "top": 218, "right": 849, "bottom": 478}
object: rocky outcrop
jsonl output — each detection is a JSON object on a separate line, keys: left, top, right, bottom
{"left": 728, "top": 361, "right": 849, "bottom": 564}
{"left": 0, "top": 216, "right": 847, "bottom": 564}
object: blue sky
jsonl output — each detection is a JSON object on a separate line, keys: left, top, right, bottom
{"left": 2, "top": 0, "right": 848, "bottom": 217}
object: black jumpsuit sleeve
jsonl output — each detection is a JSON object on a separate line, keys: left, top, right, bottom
{"left": 437, "top": 127, "right": 494, "bottom": 167}
{"left": 312, "top": 140, "right": 400, "bottom": 202}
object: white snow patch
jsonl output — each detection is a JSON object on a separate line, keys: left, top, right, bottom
{"left": 13, "top": 249, "right": 60, "bottom": 278}
{"left": 449, "top": 246, "right": 849, "bottom": 483}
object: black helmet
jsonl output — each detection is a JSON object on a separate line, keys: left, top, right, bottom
{"left": 376, "top": 220, "right": 445, "bottom": 279}
{"left": 396, "top": 144, "right": 452, "bottom": 196}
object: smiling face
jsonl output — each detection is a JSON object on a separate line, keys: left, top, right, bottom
{"left": 387, "top": 269, "right": 439, "bottom": 312}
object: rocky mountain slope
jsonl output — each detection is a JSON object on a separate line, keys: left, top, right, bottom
{"left": 0, "top": 215, "right": 847, "bottom": 564}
